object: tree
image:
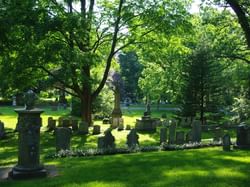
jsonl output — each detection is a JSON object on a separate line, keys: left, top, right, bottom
{"left": 118, "top": 51, "right": 143, "bottom": 102}
{"left": 0, "top": 0, "right": 191, "bottom": 125}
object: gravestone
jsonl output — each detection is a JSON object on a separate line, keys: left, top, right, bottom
{"left": 111, "top": 85, "right": 122, "bottom": 120}
{"left": 98, "top": 129, "right": 115, "bottom": 149}
{"left": 78, "top": 121, "right": 89, "bottom": 135}
{"left": 213, "top": 127, "right": 223, "bottom": 142}
{"left": 47, "top": 117, "right": 56, "bottom": 132}
{"left": 55, "top": 127, "right": 72, "bottom": 152}
{"left": 58, "top": 117, "right": 64, "bottom": 127}
{"left": 71, "top": 119, "right": 79, "bottom": 131}
{"left": 236, "top": 124, "right": 250, "bottom": 149}
{"left": 126, "top": 129, "right": 139, "bottom": 148}
{"left": 176, "top": 131, "right": 185, "bottom": 145}
{"left": 223, "top": 134, "right": 231, "bottom": 151}
{"left": 93, "top": 125, "right": 101, "bottom": 135}
{"left": 185, "top": 130, "right": 193, "bottom": 143}
{"left": 118, "top": 123, "right": 124, "bottom": 131}
{"left": 111, "top": 117, "right": 124, "bottom": 129}
{"left": 168, "top": 123, "right": 176, "bottom": 144}
{"left": 62, "top": 119, "right": 70, "bottom": 127}
{"left": 12, "top": 96, "right": 17, "bottom": 106}
{"left": 102, "top": 118, "right": 110, "bottom": 124}
{"left": 8, "top": 90, "right": 47, "bottom": 179}
{"left": 192, "top": 120, "right": 201, "bottom": 143}
{"left": 0, "top": 120, "right": 5, "bottom": 139}
{"left": 160, "top": 127, "right": 167, "bottom": 144}
{"left": 125, "top": 125, "right": 131, "bottom": 130}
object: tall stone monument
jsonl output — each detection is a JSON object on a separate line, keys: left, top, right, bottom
{"left": 111, "top": 85, "right": 123, "bottom": 128}
{"left": 9, "top": 90, "right": 47, "bottom": 179}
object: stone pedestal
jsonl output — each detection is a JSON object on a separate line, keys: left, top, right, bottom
{"left": 9, "top": 109, "right": 47, "bottom": 179}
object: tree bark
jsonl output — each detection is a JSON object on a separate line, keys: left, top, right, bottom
{"left": 226, "top": 0, "right": 250, "bottom": 48}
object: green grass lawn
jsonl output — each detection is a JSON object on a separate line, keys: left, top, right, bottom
{"left": 0, "top": 106, "right": 249, "bottom": 186}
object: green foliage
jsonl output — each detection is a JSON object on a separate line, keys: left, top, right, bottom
{"left": 232, "top": 95, "right": 250, "bottom": 123}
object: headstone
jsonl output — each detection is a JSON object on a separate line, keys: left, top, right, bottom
{"left": 118, "top": 123, "right": 124, "bottom": 131}
{"left": 192, "top": 120, "right": 201, "bottom": 143}
{"left": 223, "top": 134, "right": 231, "bottom": 151}
{"left": 102, "top": 118, "right": 110, "bottom": 124}
{"left": 176, "top": 131, "right": 185, "bottom": 145}
{"left": 78, "top": 121, "right": 89, "bottom": 135}
{"left": 160, "top": 127, "right": 167, "bottom": 144}
{"left": 126, "top": 129, "right": 139, "bottom": 148}
{"left": 47, "top": 117, "right": 56, "bottom": 132}
{"left": 12, "top": 96, "right": 17, "bottom": 106}
{"left": 58, "top": 117, "right": 64, "bottom": 127}
{"left": 55, "top": 127, "right": 72, "bottom": 152}
{"left": 0, "top": 120, "right": 5, "bottom": 139}
{"left": 93, "top": 125, "right": 101, "bottom": 135}
{"left": 185, "top": 130, "right": 193, "bottom": 143}
{"left": 71, "top": 119, "right": 79, "bottom": 131}
{"left": 9, "top": 90, "right": 47, "bottom": 179}
{"left": 125, "top": 125, "right": 131, "bottom": 130}
{"left": 213, "top": 127, "right": 223, "bottom": 142}
{"left": 168, "top": 123, "right": 176, "bottom": 144}
{"left": 62, "top": 119, "right": 70, "bottom": 127}
{"left": 236, "top": 124, "right": 250, "bottom": 149}
{"left": 98, "top": 129, "right": 115, "bottom": 149}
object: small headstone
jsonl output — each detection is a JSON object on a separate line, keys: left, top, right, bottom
{"left": 192, "top": 120, "right": 201, "bottom": 143}
{"left": 58, "top": 117, "right": 64, "bottom": 127}
{"left": 236, "top": 124, "right": 250, "bottom": 148}
{"left": 55, "top": 127, "right": 72, "bottom": 152}
{"left": 118, "top": 123, "right": 124, "bottom": 131}
{"left": 78, "top": 121, "right": 89, "bottom": 134}
{"left": 176, "top": 131, "right": 185, "bottom": 145}
{"left": 62, "top": 119, "right": 70, "bottom": 127}
{"left": 126, "top": 129, "right": 139, "bottom": 148}
{"left": 223, "top": 134, "right": 231, "bottom": 151}
{"left": 125, "top": 125, "right": 131, "bottom": 130}
{"left": 0, "top": 121, "right": 5, "bottom": 139}
{"left": 93, "top": 125, "right": 101, "bottom": 135}
{"left": 160, "top": 127, "right": 167, "bottom": 144}
{"left": 47, "top": 117, "right": 56, "bottom": 132}
{"left": 98, "top": 129, "right": 115, "bottom": 149}
{"left": 185, "top": 130, "right": 193, "bottom": 143}
{"left": 71, "top": 119, "right": 79, "bottom": 131}
{"left": 213, "top": 127, "right": 223, "bottom": 142}
{"left": 102, "top": 118, "right": 110, "bottom": 124}
{"left": 168, "top": 123, "right": 176, "bottom": 144}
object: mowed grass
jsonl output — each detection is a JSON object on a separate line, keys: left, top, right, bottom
{"left": 0, "top": 148, "right": 250, "bottom": 187}
{"left": 0, "top": 106, "right": 249, "bottom": 187}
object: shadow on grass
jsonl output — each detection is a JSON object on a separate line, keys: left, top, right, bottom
{"left": 1, "top": 148, "right": 250, "bottom": 187}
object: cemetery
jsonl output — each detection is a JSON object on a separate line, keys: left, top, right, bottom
{"left": 0, "top": 0, "right": 250, "bottom": 187}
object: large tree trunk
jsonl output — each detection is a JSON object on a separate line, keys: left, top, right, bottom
{"left": 80, "top": 90, "right": 92, "bottom": 126}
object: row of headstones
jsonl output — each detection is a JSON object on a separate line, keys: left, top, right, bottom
{"left": 55, "top": 127, "right": 139, "bottom": 151}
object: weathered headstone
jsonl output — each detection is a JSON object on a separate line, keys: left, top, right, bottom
{"left": 102, "top": 118, "right": 110, "bottom": 124}
{"left": 93, "top": 125, "right": 101, "bottom": 135}
{"left": 176, "top": 131, "right": 185, "bottom": 145}
{"left": 118, "top": 123, "right": 124, "bottom": 131}
{"left": 223, "top": 134, "right": 231, "bottom": 151}
{"left": 47, "top": 117, "right": 56, "bottom": 132}
{"left": 213, "top": 127, "right": 223, "bottom": 142}
{"left": 62, "top": 119, "right": 70, "bottom": 127}
{"left": 55, "top": 127, "right": 72, "bottom": 152}
{"left": 236, "top": 124, "right": 250, "bottom": 149}
{"left": 71, "top": 119, "right": 79, "bottom": 131}
{"left": 126, "top": 129, "right": 139, "bottom": 148}
{"left": 168, "top": 123, "right": 176, "bottom": 144}
{"left": 160, "top": 127, "right": 167, "bottom": 144}
{"left": 58, "top": 117, "right": 64, "bottom": 127}
{"left": 9, "top": 90, "right": 47, "bottom": 179}
{"left": 98, "top": 129, "right": 115, "bottom": 149}
{"left": 125, "top": 125, "right": 131, "bottom": 130}
{"left": 0, "top": 120, "right": 5, "bottom": 139}
{"left": 185, "top": 130, "right": 193, "bottom": 143}
{"left": 111, "top": 117, "right": 124, "bottom": 129}
{"left": 192, "top": 120, "right": 202, "bottom": 143}
{"left": 78, "top": 121, "right": 89, "bottom": 135}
